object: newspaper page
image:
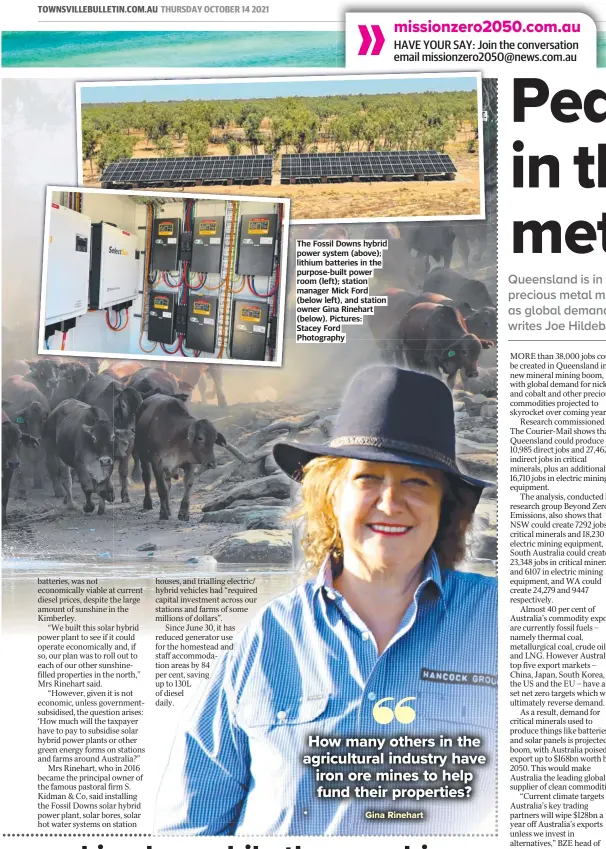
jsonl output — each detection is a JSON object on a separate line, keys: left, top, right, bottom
{"left": 1, "top": 4, "right": 606, "bottom": 849}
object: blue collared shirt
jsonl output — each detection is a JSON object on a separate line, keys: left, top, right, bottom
{"left": 156, "top": 550, "right": 497, "bottom": 836}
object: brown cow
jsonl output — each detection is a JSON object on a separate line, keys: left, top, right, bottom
{"left": 1, "top": 359, "right": 31, "bottom": 383}
{"left": 369, "top": 289, "right": 496, "bottom": 366}
{"left": 411, "top": 293, "right": 496, "bottom": 346}
{"left": 3, "top": 362, "right": 59, "bottom": 404}
{"left": 2, "top": 375, "right": 49, "bottom": 409}
{"left": 367, "top": 289, "right": 419, "bottom": 364}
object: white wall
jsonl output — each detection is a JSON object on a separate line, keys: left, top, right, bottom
{"left": 45, "top": 193, "right": 283, "bottom": 362}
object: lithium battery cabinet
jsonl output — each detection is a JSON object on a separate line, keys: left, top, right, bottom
{"left": 147, "top": 291, "right": 176, "bottom": 344}
{"left": 186, "top": 293, "right": 218, "bottom": 353}
{"left": 229, "top": 300, "right": 269, "bottom": 361}
{"left": 236, "top": 213, "right": 278, "bottom": 276}
{"left": 89, "top": 223, "right": 139, "bottom": 310}
{"left": 45, "top": 203, "right": 92, "bottom": 325}
{"left": 151, "top": 217, "right": 181, "bottom": 270}
{"left": 191, "top": 216, "right": 224, "bottom": 273}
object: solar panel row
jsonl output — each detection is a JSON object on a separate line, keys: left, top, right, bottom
{"left": 281, "top": 151, "right": 456, "bottom": 180}
{"left": 101, "top": 155, "right": 273, "bottom": 186}
{"left": 100, "top": 151, "right": 456, "bottom": 187}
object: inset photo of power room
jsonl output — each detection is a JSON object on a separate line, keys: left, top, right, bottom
{"left": 38, "top": 187, "right": 289, "bottom": 366}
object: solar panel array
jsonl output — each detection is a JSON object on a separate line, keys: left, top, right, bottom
{"left": 100, "top": 155, "right": 273, "bottom": 186}
{"left": 100, "top": 151, "right": 456, "bottom": 187}
{"left": 280, "top": 151, "right": 456, "bottom": 182}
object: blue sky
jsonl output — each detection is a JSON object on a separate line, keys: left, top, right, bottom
{"left": 81, "top": 75, "right": 477, "bottom": 104}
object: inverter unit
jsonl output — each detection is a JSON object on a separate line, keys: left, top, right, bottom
{"left": 151, "top": 217, "right": 181, "bottom": 271}
{"left": 89, "top": 223, "right": 139, "bottom": 310}
{"left": 191, "top": 215, "right": 224, "bottom": 273}
{"left": 236, "top": 213, "right": 278, "bottom": 277}
{"left": 229, "top": 300, "right": 269, "bottom": 361}
{"left": 185, "top": 293, "right": 218, "bottom": 353}
{"left": 45, "top": 203, "right": 91, "bottom": 325}
{"left": 147, "top": 291, "right": 176, "bottom": 345}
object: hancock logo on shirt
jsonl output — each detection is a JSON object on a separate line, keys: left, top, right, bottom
{"left": 421, "top": 668, "right": 497, "bottom": 687}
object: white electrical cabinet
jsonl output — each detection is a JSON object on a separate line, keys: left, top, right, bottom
{"left": 89, "top": 222, "right": 139, "bottom": 310}
{"left": 45, "top": 203, "right": 91, "bottom": 325}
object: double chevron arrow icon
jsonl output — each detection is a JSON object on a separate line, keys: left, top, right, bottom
{"left": 358, "top": 24, "right": 386, "bottom": 56}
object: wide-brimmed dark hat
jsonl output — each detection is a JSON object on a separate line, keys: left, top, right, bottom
{"left": 273, "top": 366, "right": 491, "bottom": 494}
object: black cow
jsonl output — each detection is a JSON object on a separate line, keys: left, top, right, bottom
{"left": 50, "top": 362, "right": 93, "bottom": 409}
{"left": 2, "top": 416, "right": 39, "bottom": 527}
{"left": 404, "top": 224, "right": 456, "bottom": 287}
{"left": 77, "top": 375, "right": 142, "bottom": 502}
{"left": 44, "top": 399, "right": 124, "bottom": 514}
{"left": 78, "top": 374, "right": 142, "bottom": 428}
{"left": 2, "top": 400, "right": 50, "bottom": 498}
{"left": 126, "top": 367, "right": 193, "bottom": 482}
{"left": 401, "top": 302, "right": 482, "bottom": 390}
{"left": 126, "top": 367, "right": 189, "bottom": 402}
{"left": 134, "top": 394, "right": 249, "bottom": 521}
{"left": 24, "top": 360, "right": 60, "bottom": 400}
{"left": 423, "top": 268, "right": 495, "bottom": 310}
{"left": 2, "top": 378, "right": 52, "bottom": 495}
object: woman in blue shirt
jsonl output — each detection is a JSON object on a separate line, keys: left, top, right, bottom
{"left": 156, "top": 366, "right": 497, "bottom": 836}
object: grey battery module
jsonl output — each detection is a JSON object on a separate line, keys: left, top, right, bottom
{"left": 236, "top": 214, "right": 277, "bottom": 277}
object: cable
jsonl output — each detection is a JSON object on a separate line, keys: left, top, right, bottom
{"left": 160, "top": 339, "right": 180, "bottom": 355}
{"left": 201, "top": 274, "right": 223, "bottom": 291}
{"left": 105, "top": 307, "right": 128, "bottom": 331}
{"left": 179, "top": 336, "right": 192, "bottom": 357}
{"left": 216, "top": 200, "right": 239, "bottom": 360}
{"left": 230, "top": 274, "right": 246, "bottom": 294}
{"left": 140, "top": 203, "right": 158, "bottom": 354}
{"left": 268, "top": 207, "right": 283, "bottom": 360}
{"left": 248, "top": 274, "right": 279, "bottom": 299}
{"left": 187, "top": 271, "right": 206, "bottom": 290}
{"left": 162, "top": 270, "right": 181, "bottom": 289}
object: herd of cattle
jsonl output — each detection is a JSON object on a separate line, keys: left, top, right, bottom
{"left": 1, "top": 360, "right": 245, "bottom": 527}
{"left": 303, "top": 220, "right": 497, "bottom": 387}
{"left": 2, "top": 221, "right": 496, "bottom": 528}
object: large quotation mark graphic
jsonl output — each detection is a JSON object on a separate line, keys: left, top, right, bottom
{"left": 372, "top": 696, "right": 417, "bottom": 725}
